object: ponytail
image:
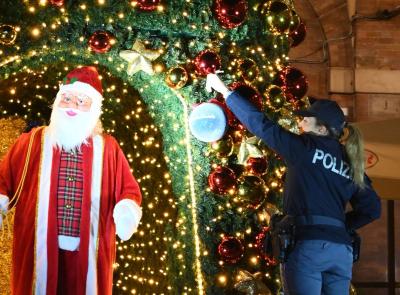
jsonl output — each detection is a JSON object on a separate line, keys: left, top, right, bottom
{"left": 342, "top": 124, "right": 365, "bottom": 188}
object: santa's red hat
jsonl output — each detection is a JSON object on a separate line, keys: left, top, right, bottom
{"left": 57, "top": 66, "right": 103, "bottom": 104}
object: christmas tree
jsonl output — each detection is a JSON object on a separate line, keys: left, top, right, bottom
{"left": 0, "top": 0, "right": 308, "bottom": 294}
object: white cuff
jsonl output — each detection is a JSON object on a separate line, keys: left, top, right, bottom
{"left": 223, "top": 90, "right": 233, "bottom": 99}
{"left": 113, "top": 199, "right": 142, "bottom": 241}
{"left": 0, "top": 194, "right": 9, "bottom": 213}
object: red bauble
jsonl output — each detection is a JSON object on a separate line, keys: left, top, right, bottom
{"left": 208, "top": 166, "right": 237, "bottom": 195}
{"left": 50, "top": 0, "right": 64, "bottom": 6}
{"left": 255, "top": 227, "right": 278, "bottom": 265}
{"left": 246, "top": 157, "right": 268, "bottom": 176}
{"left": 279, "top": 67, "right": 308, "bottom": 101}
{"left": 133, "top": 0, "right": 160, "bottom": 11}
{"left": 272, "top": 73, "right": 284, "bottom": 87}
{"left": 208, "top": 98, "right": 237, "bottom": 127}
{"left": 218, "top": 236, "right": 244, "bottom": 264}
{"left": 194, "top": 50, "right": 221, "bottom": 76}
{"left": 88, "top": 31, "right": 114, "bottom": 53}
{"left": 212, "top": 99, "right": 239, "bottom": 127}
{"left": 214, "top": 0, "right": 248, "bottom": 29}
{"left": 290, "top": 20, "right": 306, "bottom": 47}
{"left": 230, "top": 82, "right": 263, "bottom": 110}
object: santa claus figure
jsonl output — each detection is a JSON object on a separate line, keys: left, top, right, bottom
{"left": 0, "top": 66, "right": 142, "bottom": 295}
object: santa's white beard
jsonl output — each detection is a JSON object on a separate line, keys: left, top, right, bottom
{"left": 48, "top": 105, "right": 101, "bottom": 152}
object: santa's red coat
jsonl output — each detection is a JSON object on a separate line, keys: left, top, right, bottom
{"left": 0, "top": 127, "right": 142, "bottom": 295}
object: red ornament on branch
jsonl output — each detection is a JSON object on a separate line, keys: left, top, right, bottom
{"left": 214, "top": 0, "right": 248, "bottom": 29}
{"left": 289, "top": 20, "right": 307, "bottom": 47}
{"left": 218, "top": 236, "right": 245, "bottom": 264}
{"left": 208, "top": 166, "right": 237, "bottom": 195}
{"left": 255, "top": 227, "right": 278, "bottom": 266}
{"left": 279, "top": 67, "right": 308, "bottom": 101}
{"left": 50, "top": 0, "right": 64, "bottom": 7}
{"left": 88, "top": 31, "right": 114, "bottom": 53}
{"left": 132, "top": 0, "right": 160, "bottom": 11}
{"left": 194, "top": 50, "right": 221, "bottom": 76}
{"left": 230, "top": 82, "right": 263, "bottom": 110}
{"left": 246, "top": 157, "right": 268, "bottom": 176}
{"left": 208, "top": 98, "right": 237, "bottom": 127}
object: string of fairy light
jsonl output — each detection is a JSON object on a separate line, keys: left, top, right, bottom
{"left": 173, "top": 90, "right": 205, "bottom": 294}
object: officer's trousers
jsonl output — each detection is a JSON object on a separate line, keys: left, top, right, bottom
{"left": 281, "top": 239, "right": 353, "bottom": 295}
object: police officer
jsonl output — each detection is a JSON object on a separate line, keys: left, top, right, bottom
{"left": 206, "top": 73, "right": 381, "bottom": 295}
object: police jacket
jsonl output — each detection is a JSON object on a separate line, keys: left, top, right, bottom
{"left": 226, "top": 92, "right": 381, "bottom": 245}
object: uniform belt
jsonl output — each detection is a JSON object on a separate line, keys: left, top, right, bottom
{"left": 295, "top": 215, "right": 345, "bottom": 228}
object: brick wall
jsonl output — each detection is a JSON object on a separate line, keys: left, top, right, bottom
{"left": 290, "top": 0, "right": 400, "bottom": 122}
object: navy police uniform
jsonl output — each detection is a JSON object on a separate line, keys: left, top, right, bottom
{"left": 226, "top": 92, "right": 381, "bottom": 295}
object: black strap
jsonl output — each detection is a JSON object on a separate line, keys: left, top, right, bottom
{"left": 295, "top": 215, "right": 345, "bottom": 228}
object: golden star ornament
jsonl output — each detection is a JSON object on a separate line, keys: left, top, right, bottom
{"left": 119, "top": 40, "right": 161, "bottom": 75}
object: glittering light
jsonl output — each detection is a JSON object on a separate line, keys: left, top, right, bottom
{"left": 173, "top": 91, "right": 205, "bottom": 295}
{"left": 31, "top": 28, "right": 41, "bottom": 37}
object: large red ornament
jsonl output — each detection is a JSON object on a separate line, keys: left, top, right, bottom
{"left": 255, "top": 227, "right": 278, "bottom": 265}
{"left": 279, "top": 67, "right": 308, "bottom": 101}
{"left": 214, "top": 0, "right": 248, "bottom": 29}
{"left": 50, "top": 0, "right": 64, "bottom": 7}
{"left": 289, "top": 20, "right": 306, "bottom": 47}
{"left": 208, "top": 166, "right": 237, "bottom": 195}
{"left": 246, "top": 157, "right": 268, "bottom": 176}
{"left": 220, "top": 82, "right": 263, "bottom": 128}
{"left": 194, "top": 50, "right": 221, "bottom": 76}
{"left": 133, "top": 0, "right": 160, "bottom": 11}
{"left": 230, "top": 82, "right": 263, "bottom": 110}
{"left": 208, "top": 98, "right": 237, "bottom": 127}
{"left": 218, "top": 236, "right": 244, "bottom": 264}
{"left": 88, "top": 31, "right": 114, "bottom": 53}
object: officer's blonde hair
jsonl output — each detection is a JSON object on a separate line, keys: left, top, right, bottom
{"left": 317, "top": 119, "right": 366, "bottom": 189}
{"left": 343, "top": 124, "right": 365, "bottom": 188}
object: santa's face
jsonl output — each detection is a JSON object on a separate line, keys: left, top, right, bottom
{"left": 48, "top": 90, "right": 102, "bottom": 152}
{"left": 58, "top": 92, "right": 93, "bottom": 113}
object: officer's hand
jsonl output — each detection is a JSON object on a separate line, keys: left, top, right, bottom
{"left": 206, "top": 73, "right": 230, "bottom": 97}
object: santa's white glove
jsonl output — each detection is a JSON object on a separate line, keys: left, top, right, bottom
{"left": 206, "top": 73, "right": 231, "bottom": 98}
{"left": 0, "top": 195, "right": 9, "bottom": 228}
{"left": 113, "top": 199, "right": 142, "bottom": 241}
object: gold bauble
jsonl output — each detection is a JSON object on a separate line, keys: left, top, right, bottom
{"left": 165, "top": 66, "right": 188, "bottom": 89}
{"left": 210, "top": 136, "right": 234, "bottom": 158}
{"left": 261, "top": 1, "right": 292, "bottom": 34}
{"left": 265, "top": 85, "right": 286, "bottom": 111}
{"left": 237, "top": 58, "right": 259, "bottom": 82}
{"left": 237, "top": 175, "right": 267, "bottom": 208}
{"left": 0, "top": 24, "right": 17, "bottom": 46}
